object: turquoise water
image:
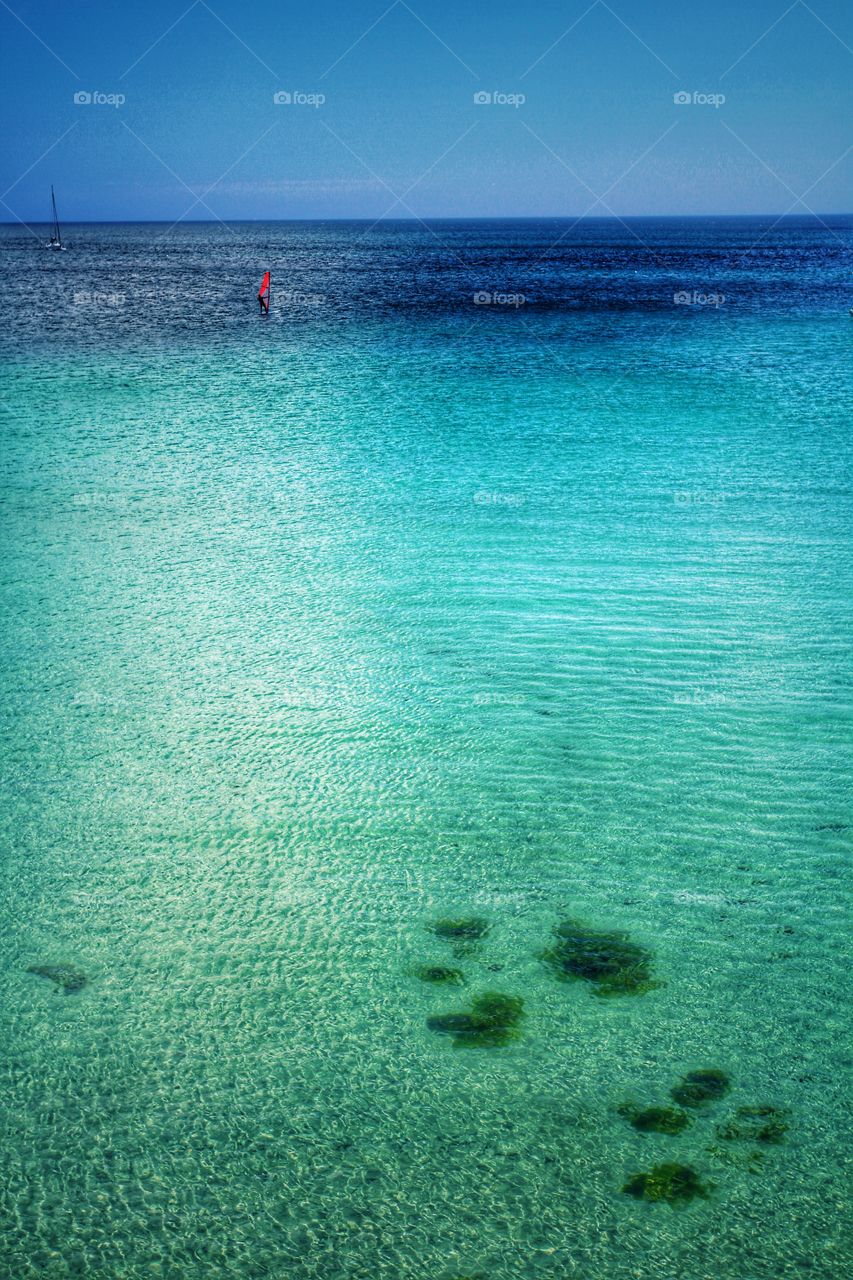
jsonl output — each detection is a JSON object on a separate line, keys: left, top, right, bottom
{"left": 0, "top": 219, "right": 851, "bottom": 1278}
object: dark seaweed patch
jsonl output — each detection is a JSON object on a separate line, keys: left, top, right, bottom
{"left": 412, "top": 964, "right": 466, "bottom": 986}
{"left": 622, "top": 1162, "right": 709, "bottom": 1205}
{"left": 717, "top": 1105, "right": 788, "bottom": 1145}
{"left": 618, "top": 1104, "right": 690, "bottom": 1135}
{"left": 541, "top": 919, "right": 659, "bottom": 996}
{"left": 670, "top": 1069, "right": 731, "bottom": 1108}
{"left": 27, "top": 964, "right": 87, "bottom": 995}
{"left": 428, "top": 917, "right": 491, "bottom": 943}
{"left": 427, "top": 991, "right": 523, "bottom": 1048}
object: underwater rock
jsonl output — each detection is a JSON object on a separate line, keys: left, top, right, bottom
{"left": 428, "top": 917, "right": 491, "bottom": 943}
{"left": 412, "top": 964, "right": 465, "bottom": 986}
{"left": 27, "top": 964, "right": 87, "bottom": 995}
{"left": 618, "top": 1104, "right": 690, "bottom": 1135}
{"left": 717, "top": 1105, "right": 788, "bottom": 1145}
{"left": 427, "top": 991, "right": 523, "bottom": 1049}
{"left": 670, "top": 1069, "right": 731, "bottom": 1108}
{"left": 622, "top": 1162, "right": 709, "bottom": 1205}
{"left": 541, "top": 918, "right": 659, "bottom": 996}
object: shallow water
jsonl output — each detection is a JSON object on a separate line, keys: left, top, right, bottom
{"left": 0, "top": 217, "right": 851, "bottom": 1279}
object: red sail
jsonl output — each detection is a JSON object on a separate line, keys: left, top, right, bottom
{"left": 258, "top": 270, "right": 270, "bottom": 312}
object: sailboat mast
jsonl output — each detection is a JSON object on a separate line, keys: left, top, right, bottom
{"left": 51, "top": 186, "right": 61, "bottom": 246}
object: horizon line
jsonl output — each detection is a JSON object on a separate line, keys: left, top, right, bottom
{"left": 3, "top": 212, "right": 852, "bottom": 226}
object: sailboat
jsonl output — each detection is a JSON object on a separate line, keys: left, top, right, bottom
{"left": 47, "top": 186, "right": 64, "bottom": 250}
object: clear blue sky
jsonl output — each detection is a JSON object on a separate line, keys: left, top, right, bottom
{"left": 1, "top": 0, "right": 851, "bottom": 220}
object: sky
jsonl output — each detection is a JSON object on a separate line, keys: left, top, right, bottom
{"left": 0, "top": 0, "right": 851, "bottom": 221}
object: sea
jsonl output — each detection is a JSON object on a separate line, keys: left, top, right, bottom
{"left": 0, "top": 216, "right": 851, "bottom": 1280}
